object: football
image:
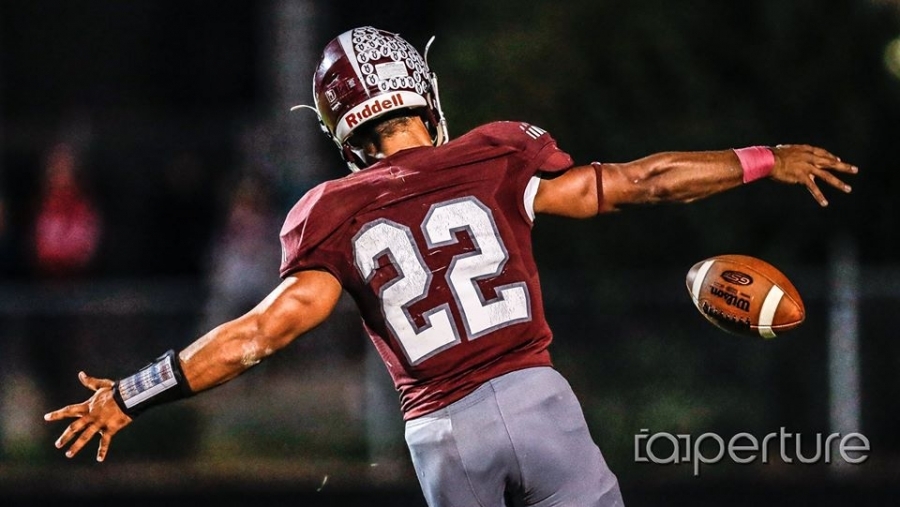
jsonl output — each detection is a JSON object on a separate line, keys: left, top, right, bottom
{"left": 685, "top": 254, "right": 805, "bottom": 338}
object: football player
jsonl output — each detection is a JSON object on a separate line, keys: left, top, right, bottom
{"left": 45, "top": 26, "right": 856, "bottom": 507}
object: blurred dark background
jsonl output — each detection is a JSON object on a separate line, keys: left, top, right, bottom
{"left": 1, "top": 0, "right": 898, "bottom": 505}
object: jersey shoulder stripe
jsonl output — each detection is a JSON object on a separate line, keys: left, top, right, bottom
{"left": 466, "top": 121, "right": 573, "bottom": 173}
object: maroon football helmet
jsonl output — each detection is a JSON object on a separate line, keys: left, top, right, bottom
{"left": 302, "top": 26, "right": 448, "bottom": 171}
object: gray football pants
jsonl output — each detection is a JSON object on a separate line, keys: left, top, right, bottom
{"left": 404, "top": 366, "right": 624, "bottom": 507}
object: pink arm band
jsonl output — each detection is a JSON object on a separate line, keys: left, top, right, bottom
{"left": 733, "top": 146, "right": 775, "bottom": 183}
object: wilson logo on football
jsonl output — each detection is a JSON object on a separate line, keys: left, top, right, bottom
{"left": 709, "top": 286, "right": 752, "bottom": 312}
{"left": 720, "top": 270, "right": 753, "bottom": 286}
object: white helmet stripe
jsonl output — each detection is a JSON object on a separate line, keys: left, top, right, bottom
{"left": 337, "top": 30, "right": 369, "bottom": 99}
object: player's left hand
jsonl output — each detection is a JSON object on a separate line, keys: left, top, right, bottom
{"left": 43, "top": 371, "right": 132, "bottom": 462}
{"left": 769, "top": 144, "right": 858, "bottom": 207}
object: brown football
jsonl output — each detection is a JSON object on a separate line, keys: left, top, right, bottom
{"left": 685, "top": 254, "right": 805, "bottom": 338}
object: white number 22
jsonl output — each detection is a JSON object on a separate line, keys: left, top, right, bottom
{"left": 353, "top": 197, "right": 531, "bottom": 365}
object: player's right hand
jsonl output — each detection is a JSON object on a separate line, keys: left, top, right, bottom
{"left": 43, "top": 371, "right": 132, "bottom": 462}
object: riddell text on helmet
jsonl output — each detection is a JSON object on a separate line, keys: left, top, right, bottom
{"left": 344, "top": 93, "right": 405, "bottom": 130}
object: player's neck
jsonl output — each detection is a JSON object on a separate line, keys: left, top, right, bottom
{"left": 367, "top": 121, "right": 433, "bottom": 161}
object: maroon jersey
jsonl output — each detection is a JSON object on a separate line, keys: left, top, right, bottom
{"left": 280, "top": 121, "right": 574, "bottom": 419}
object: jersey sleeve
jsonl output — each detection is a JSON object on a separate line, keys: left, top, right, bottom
{"left": 477, "top": 121, "right": 574, "bottom": 173}
{"left": 476, "top": 121, "right": 575, "bottom": 224}
{"left": 530, "top": 128, "right": 574, "bottom": 173}
{"left": 278, "top": 182, "right": 345, "bottom": 281}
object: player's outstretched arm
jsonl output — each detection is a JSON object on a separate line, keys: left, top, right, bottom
{"left": 43, "top": 269, "right": 342, "bottom": 462}
{"left": 533, "top": 145, "right": 857, "bottom": 217}
{"left": 179, "top": 270, "right": 342, "bottom": 390}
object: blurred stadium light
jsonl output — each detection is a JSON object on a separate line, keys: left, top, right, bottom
{"left": 884, "top": 37, "right": 900, "bottom": 79}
